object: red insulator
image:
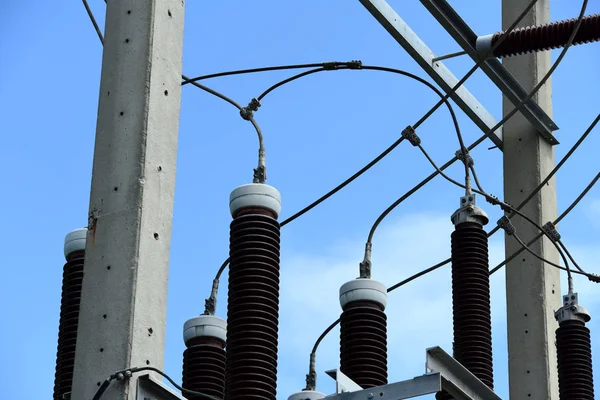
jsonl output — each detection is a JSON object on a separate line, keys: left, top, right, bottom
{"left": 340, "top": 301, "right": 388, "bottom": 388}
{"left": 183, "top": 337, "right": 226, "bottom": 400}
{"left": 556, "top": 319, "right": 595, "bottom": 399}
{"left": 225, "top": 200, "right": 281, "bottom": 400}
{"left": 53, "top": 229, "right": 87, "bottom": 400}
{"left": 490, "top": 13, "right": 600, "bottom": 57}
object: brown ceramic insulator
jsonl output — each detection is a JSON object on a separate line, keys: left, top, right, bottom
{"left": 225, "top": 210, "right": 281, "bottom": 400}
{"left": 556, "top": 319, "right": 595, "bottom": 400}
{"left": 182, "top": 336, "right": 226, "bottom": 400}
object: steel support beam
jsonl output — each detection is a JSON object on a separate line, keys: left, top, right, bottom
{"left": 358, "top": 0, "right": 504, "bottom": 149}
{"left": 419, "top": 0, "right": 559, "bottom": 145}
{"left": 71, "top": 0, "right": 185, "bottom": 398}
{"left": 325, "top": 372, "right": 442, "bottom": 400}
{"left": 136, "top": 375, "right": 185, "bottom": 400}
{"left": 501, "top": 1, "right": 560, "bottom": 399}
{"left": 426, "top": 347, "right": 502, "bottom": 400}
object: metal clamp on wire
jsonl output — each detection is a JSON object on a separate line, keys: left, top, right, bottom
{"left": 359, "top": 242, "right": 372, "bottom": 279}
{"left": 587, "top": 273, "right": 600, "bottom": 283}
{"left": 485, "top": 194, "right": 501, "bottom": 206}
{"left": 497, "top": 215, "right": 516, "bottom": 236}
{"left": 455, "top": 148, "right": 474, "bottom": 167}
{"left": 542, "top": 221, "right": 561, "bottom": 242}
{"left": 401, "top": 125, "right": 421, "bottom": 146}
{"left": 240, "top": 98, "right": 261, "bottom": 121}
{"left": 323, "top": 60, "right": 363, "bottom": 70}
{"left": 203, "top": 279, "right": 220, "bottom": 315}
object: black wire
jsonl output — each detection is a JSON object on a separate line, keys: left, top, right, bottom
{"left": 82, "top": 0, "right": 104, "bottom": 44}
{"left": 91, "top": 366, "right": 217, "bottom": 400}
{"left": 213, "top": 65, "right": 466, "bottom": 282}
{"left": 366, "top": 133, "right": 489, "bottom": 244}
{"left": 412, "top": 0, "right": 540, "bottom": 130}
{"left": 558, "top": 240, "right": 586, "bottom": 274}
{"left": 257, "top": 68, "right": 327, "bottom": 101}
{"left": 182, "top": 62, "right": 330, "bottom": 85}
{"left": 489, "top": 0, "right": 588, "bottom": 133}
{"left": 181, "top": 74, "right": 244, "bottom": 111}
{"left": 490, "top": 171, "right": 600, "bottom": 276}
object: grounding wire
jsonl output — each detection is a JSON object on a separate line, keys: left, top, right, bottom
{"left": 91, "top": 366, "right": 216, "bottom": 400}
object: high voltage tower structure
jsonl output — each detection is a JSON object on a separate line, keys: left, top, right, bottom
{"left": 51, "top": 0, "right": 600, "bottom": 399}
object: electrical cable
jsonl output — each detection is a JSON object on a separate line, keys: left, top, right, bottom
{"left": 182, "top": 62, "right": 332, "bottom": 85}
{"left": 91, "top": 366, "right": 217, "bottom": 400}
{"left": 210, "top": 64, "right": 467, "bottom": 284}
{"left": 82, "top": 0, "right": 104, "bottom": 44}
{"left": 489, "top": 171, "right": 600, "bottom": 276}
{"left": 488, "top": 0, "right": 588, "bottom": 134}
{"left": 306, "top": 172, "right": 600, "bottom": 387}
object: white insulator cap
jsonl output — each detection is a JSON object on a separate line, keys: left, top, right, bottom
{"left": 64, "top": 228, "right": 87, "bottom": 258}
{"left": 476, "top": 34, "right": 494, "bottom": 54}
{"left": 183, "top": 315, "right": 227, "bottom": 344}
{"left": 287, "top": 391, "right": 326, "bottom": 400}
{"left": 230, "top": 183, "right": 281, "bottom": 218}
{"left": 340, "top": 278, "right": 387, "bottom": 310}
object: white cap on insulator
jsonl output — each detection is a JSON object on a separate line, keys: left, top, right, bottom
{"left": 64, "top": 228, "right": 87, "bottom": 258}
{"left": 287, "top": 391, "right": 326, "bottom": 400}
{"left": 183, "top": 315, "right": 227, "bottom": 344}
{"left": 340, "top": 278, "right": 387, "bottom": 310}
{"left": 476, "top": 33, "right": 494, "bottom": 53}
{"left": 230, "top": 183, "right": 281, "bottom": 218}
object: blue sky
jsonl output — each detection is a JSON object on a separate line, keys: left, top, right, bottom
{"left": 1, "top": 1, "right": 599, "bottom": 399}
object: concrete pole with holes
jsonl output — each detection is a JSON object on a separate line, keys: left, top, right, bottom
{"left": 502, "top": 1, "right": 561, "bottom": 399}
{"left": 70, "top": 0, "right": 184, "bottom": 398}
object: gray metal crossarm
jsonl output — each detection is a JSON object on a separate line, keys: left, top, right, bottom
{"left": 136, "top": 374, "right": 185, "bottom": 400}
{"left": 358, "top": 0, "right": 503, "bottom": 149}
{"left": 419, "top": 0, "right": 559, "bottom": 144}
{"left": 324, "top": 373, "right": 442, "bottom": 400}
{"left": 426, "top": 346, "right": 502, "bottom": 400}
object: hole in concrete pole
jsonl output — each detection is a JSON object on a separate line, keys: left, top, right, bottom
{"left": 154, "top": 233, "right": 159, "bottom": 240}
{"left": 164, "top": 90, "right": 169, "bottom": 96}
{"left": 168, "top": 9, "right": 172, "bottom": 17}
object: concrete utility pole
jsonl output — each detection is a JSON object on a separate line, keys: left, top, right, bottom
{"left": 71, "top": 0, "right": 184, "bottom": 398}
{"left": 502, "top": 1, "right": 561, "bottom": 399}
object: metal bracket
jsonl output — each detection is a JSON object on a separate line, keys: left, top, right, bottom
{"left": 419, "top": 0, "right": 559, "bottom": 145}
{"left": 358, "top": 0, "right": 503, "bottom": 149}
{"left": 136, "top": 374, "right": 185, "bottom": 400}
{"left": 426, "top": 346, "right": 502, "bottom": 400}
{"left": 326, "top": 369, "right": 364, "bottom": 393}
{"left": 325, "top": 371, "right": 442, "bottom": 399}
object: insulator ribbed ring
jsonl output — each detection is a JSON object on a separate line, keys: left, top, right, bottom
{"left": 182, "top": 343, "right": 226, "bottom": 400}
{"left": 491, "top": 13, "right": 600, "bottom": 57}
{"left": 340, "top": 301, "right": 388, "bottom": 388}
{"left": 438, "top": 222, "right": 493, "bottom": 400}
{"left": 225, "top": 212, "right": 281, "bottom": 400}
{"left": 556, "top": 319, "right": 595, "bottom": 399}
{"left": 53, "top": 251, "right": 85, "bottom": 400}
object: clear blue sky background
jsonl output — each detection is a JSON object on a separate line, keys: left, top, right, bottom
{"left": 1, "top": 1, "right": 599, "bottom": 399}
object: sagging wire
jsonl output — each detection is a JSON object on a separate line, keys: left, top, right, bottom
{"left": 91, "top": 366, "right": 216, "bottom": 400}
{"left": 205, "top": 62, "right": 470, "bottom": 311}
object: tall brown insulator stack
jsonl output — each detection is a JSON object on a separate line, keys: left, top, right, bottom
{"left": 437, "top": 195, "right": 493, "bottom": 400}
{"left": 53, "top": 228, "right": 87, "bottom": 400}
{"left": 339, "top": 278, "right": 388, "bottom": 389}
{"left": 224, "top": 183, "right": 282, "bottom": 400}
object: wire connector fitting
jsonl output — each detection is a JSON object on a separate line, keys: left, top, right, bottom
{"left": 455, "top": 149, "right": 474, "bottom": 167}
{"left": 359, "top": 242, "right": 372, "bottom": 279}
{"left": 240, "top": 98, "right": 261, "bottom": 121}
{"left": 587, "top": 273, "right": 600, "bottom": 283}
{"left": 497, "top": 215, "right": 516, "bottom": 236}
{"left": 401, "top": 125, "right": 421, "bottom": 146}
{"left": 323, "top": 60, "right": 363, "bottom": 70}
{"left": 542, "top": 221, "right": 561, "bottom": 243}
{"left": 203, "top": 279, "right": 220, "bottom": 316}
{"left": 555, "top": 292, "right": 591, "bottom": 323}
{"left": 304, "top": 352, "right": 317, "bottom": 391}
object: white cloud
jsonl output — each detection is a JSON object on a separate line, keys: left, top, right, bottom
{"left": 275, "top": 212, "right": 600, "bottom": 399}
